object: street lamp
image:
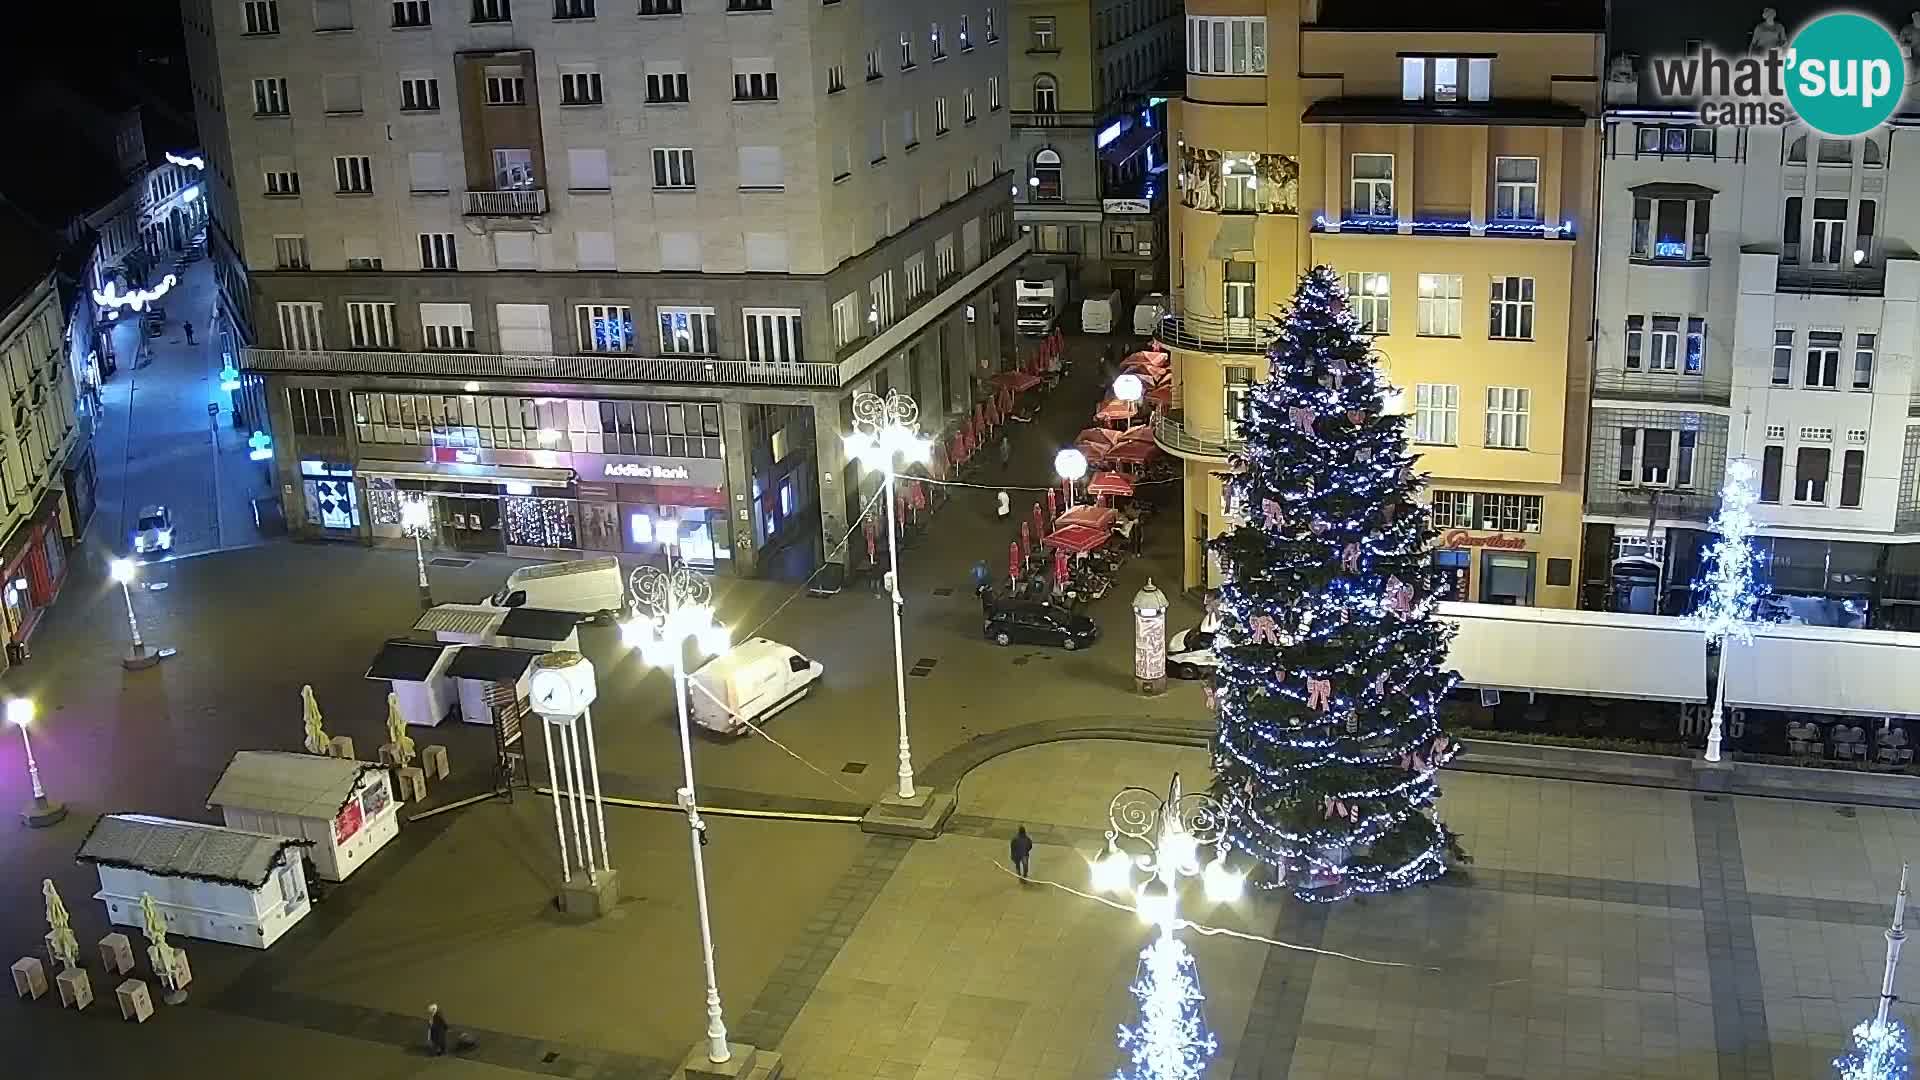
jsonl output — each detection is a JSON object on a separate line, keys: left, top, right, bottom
{"left": 400, "top": 495, "right": 433, "bottom": 607}
{"left": 1091, "top": 773, "right": 1237, "bottom": 1080}
{"left": 624, "top": 564, "right": 736, "bottom": 1065}
{"left": 109, "top": 559, "right": 157, "bottom": 670}
{"left": 9, "top": 698, "right": 64, "bottom": 827}
{"left": 842, "top": 390, "right": 931, "bottom": 801}
{"left": 1055, "top": 447, "right": 1088, "bottom": 506}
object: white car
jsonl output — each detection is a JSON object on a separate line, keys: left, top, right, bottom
{"left": 132, "top": 505, "right": 173, "bottom": 555}
{"left": 1168, "top": 624, "right": 1220, "bottom": 680}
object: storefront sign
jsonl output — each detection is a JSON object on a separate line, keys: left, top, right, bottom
{"left": 604, "top": 462, "right": 691, "bottom": 481}
{"left": 424, "top": 446, "right": 726, "bottom": 488}
{"left": 1103, "top": 198, "right": 1152, "bottom": 215}
{"left": 1441, "top": 529, "right": 1529, "bottom": 550}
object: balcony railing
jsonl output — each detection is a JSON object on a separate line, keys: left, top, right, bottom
{"left": 1910, "top": 391, "right": 1920, "bottom": 419}
{"left": 1585, "top": 488, "right": 1718, "bottom": 522}
{"left": 1591, "top": 370, "right": 1732, "bottom": 406}
{"left": 1156, "top": 306, "right": 1276, "bottom": 355}
{"left": 1152, "top": 411, "right": 1241, "bottom": 460}
{"left": 1010, "top": 109, "right": 1099, "bottom": 128}
{"left": 464, "top": 188, "right": 549, "bottom": 216}
{"left": 1777, "top": 243, "right": 1887, "bottom": 296}
{"left": 241, "top": 348, "right": 842, "bottom": 388}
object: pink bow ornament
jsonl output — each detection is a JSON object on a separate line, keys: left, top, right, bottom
{"left": 1310, "top": 519, "right": 1331, "bottom": 536}
{"left": 1305, "top": 677, "right": 1332, "bottom": 711}
{"left": 1342, "top": 542, "right": 1361, "bottom": 572}
{"left": 1249, "top": 615, "right": 1283, "bottom": 645}
{"left": 1203, "top": 683, "right": 1218, "bottom": 712}
{"left": 1262, "top": 498, "right": 1284, "bottom": 528}
{"left": 1288, "top": 406, "right": 1316, "bottom": 434}
{"left": 1384, "top": 577, "right": 1413, "bottom": 616}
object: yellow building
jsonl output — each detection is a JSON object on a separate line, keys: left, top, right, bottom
{"left": 1158, "top": 0, "right": 1601, "bottom": 608}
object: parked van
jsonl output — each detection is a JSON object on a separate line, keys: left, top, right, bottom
{"left": 1081, "top": 290, "right": 1123, "bottom": 335}
{"left": 688, "top": 638, "right": 825, "bottom": 735}
{"left": 489, "top": 556, "right": 627, "bottom": 623}
{"left": 1132, "top": 293, "right": 1168, "bottom": 337}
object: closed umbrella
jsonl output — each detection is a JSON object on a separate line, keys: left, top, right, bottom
{"left": 1054, "top": 549, "right": 1070, "bottom": 587}
{"left": 1020, "top": 520, "right": 1031, "bottom": 552}
{"left": 1008, "top": 541, "right": 1020, "bottom": 582}
{"left": 386, "top": 693, "right": 415, "bottom": 768}
{"left": 864, "top": 517, "right": 878, "bottom": 565}
{"left": 141, "top": 892, "right": 180, "bottom": 988}
{"left": 301, "top": 685, "right": 328, "bottom": 755}
{"left": 1046, "top": 487, "right": 1058, "bottom": 522}
{"left": 42, "top": 879, "right": 76, "bottom": 971}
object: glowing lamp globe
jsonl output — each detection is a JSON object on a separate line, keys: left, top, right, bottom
{"left": 1054, "top": 448, "right": 1088, "bottom": 482}
{"left": 1202, "top": 858, "right": 1245, "bottom": 904}
{"left": 109, "top": 558, "right": 136, "bottom": 585}
{"left": 1113, "top": 373, "right": 1144, "bottom": 403}
{"left": 1092, "top": 841, "right": 1134, "bottom": 894}
{"left": 7, "top": 697, "right": 32, "bottom": 728}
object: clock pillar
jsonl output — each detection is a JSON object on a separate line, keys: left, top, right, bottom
{"left": 530, "top": 651, "right": 620, "bottom": 919}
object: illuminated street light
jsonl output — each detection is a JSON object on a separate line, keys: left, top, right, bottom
{"left": 9, "top": 698, "right": 64, "bottom": 827}
{"left": 626, "top": 563, "right": 735, "bottom": 1065}
{"left": 399, "top": 496, "right": 433, "bottom": 606}
{"left": 843, "top": 390, "right": 932, "bottom": 801}
{"left": 109, "top": 558, "right": 158, "bottom": 670}
{"left": 1055, "top": 446, "right": 1088, "bottom": 504}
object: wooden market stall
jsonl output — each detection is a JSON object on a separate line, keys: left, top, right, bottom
{"left": 75, "top": 814, "right": 313, "bottom": 950}
{"left": 207, "top": 751, "right": 400, "bottom": 882}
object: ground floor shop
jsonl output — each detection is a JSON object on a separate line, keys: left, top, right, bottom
{"left": 0, "top": 489, "right": 72, "bottom": 664}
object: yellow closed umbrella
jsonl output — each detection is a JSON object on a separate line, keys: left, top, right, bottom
{"left": 301, "top": 684, "right": 329, "bottom": 754}
{"left": 386, "top": 693, "right": 415, "bottom": 768}
{"left": 42, "top": 879, "right": 76, "bottom": 970}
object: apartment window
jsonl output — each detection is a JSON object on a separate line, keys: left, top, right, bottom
{"left": 273, "top": 235, "right": 309, "bottom": 270}
{"left": 419, "top": 232, "right": 459, "bottom": 270}
{"left": 472, "top": 0, "right": 510, "bottom": 22}
{"left": 560, "top": 67, "right": 602, "bottom": 105}
{"left": 1771, "top": 329, "right": 1793, "bottom": 385}
{"left": 1805, "top": 329, "right": 1841, "bottom": 388}
{"left": 870, "top": 271, "right": 896, "bottom": 328}
{"left": 1782, "top": 196, "right": 1803, "bottom": 263}
{"left": 345, "top": 237, "right": 383, "bottom": 270}
{"left": 1647, "top": 315, "right": 1680, "bottom": 372}
{"left": 934, "top": 235, "right": 957, "bottom": 279}
{"left": 1635, "top": 123, "right": 1715, "bottom": 158}
{"left": 984, "top": 6, "right": 995, "bottom": 41}
{"left": 1841, "top": 449, "right": 1865, "bottom": 508}
{"left": 277, "top": 302, "right": 325, "bottom": 351}
{"left": 1855, "top": 332, "right": 1876, "bottom": 389}
{"left": 1224, "top": 366, "right": 1254, "bottom": 436}
{"left": 832, "top": 293, "right": 862, "bottom": 347}
{"left": 243, "top": 0, "right": 279, "bottom": 34}
{"left": 493, "top": 233, "right": 536, "bottom": 270}
{"left": 1640, "top": 429, "right": 1673, "bottom": 484}
{"left": 1622, "top": 429, "right": 1699, "bottom": 488}
{"left": 1795, "top": 447, "right": 1830, "bottom": 503}
{"left": 1400, "top": 57, "right": 1492, "bottom": 102}
{"left": 726, "top": 0, "right": 770, "bottom": 9}
{"left": 1186, "top": 15, "right": 1266, "bottom": 75}
{"left": 658, "top": 307, "right": 717, "bottom": 354}
{"left": 1858, "top": 199, "right": 1878, "bottom": 260}
{"left": 264, "top": 167, "right": 300, "bottom": 196}
{"left": 1477, "top": 492, "right": 1542, "bottom": 533}
{"left": 1033, "top": 149, "right": 1062, "bottom": 199}
{"left": 1811, "top": 198, "right": 1847, "bottom": 266}
{"left": 900, "top": 31, "right": 915, "bottom": 69}
{"left": 931, "top": 22, "right": 945, "bottom": 59}
{"left": 403, "top": 151, "right": 447, "bottom": 193}
{"left": 485, "top": 73, "right": 527, "bottom": 104}
{"left": 1622, "top": 314, "right": 1644, "bottom": 369}
{"left": 1493, "top": 157, "right": 1539, "bottom": 221}
{"left": 1351, "top": 154, "right": 1393, "bottom": 217}
{"left": 576, "top": 305, "right": 634, "bottom": 353}
{"left": 832, "top": 141, "right": 852, "bottom": 181}
{"left": 333, "top": 156, "right": 373, "bottom": 194}
{"left": 553, "top": 0, "right": 593, "bottom": 18}
{"left": 744, "top": 309, "right": 804, "bottom": 364}
{"left": 963, "top": 88, "right": 977, "bottom": 122}
{"left": 1484, "top": 387, "right": 1529, "bottom": 449}
{"left": 827, "top": 63, "right": 846, "bottom": 94}
{"left": 959, "top": 14, "right": 970, "bottom": 49}
{"left": 1677, "top": 430, "right": 1697, "bottom": 487}
{"left": 647, "top": 68, "right": 689, "bottom": 103}
{"left": 653, "top": 148, "right": 696, "bottom": 189}
{"left": 568, "top": 148, "right": 609, "bottom": 191}
{"left": 252, "top": 78, "right": 289, "bottom": 116}
{"left": 347, "top": 302, "right": 397, "bottom": 349}
{"left": 866, "top": 48, "right": 883, "bottom": 81}
{"left": 933, "top": 97, "right": 951, "bottom": 135}
{"left": 400, "top": 76, "right": 440, "bottom": 111}
{"left": 1488, "top": 276, "right": 1533, "bottom": 339}
{"left": 1412, "top": 383, "right": 1458, "bottom": 446}
{"left": 739, "top": 146, "right": 783, "bottom": 190}
{"left": 989, "top": 75, "right": 1003, "bottom": 110}
{"left": 1632, "top": 196, "right": 1710, "bottom": 260}
{"left": 287, "top": 388, "right": 343, "bottom": 435}
{"left": 1033, "top": 75, "right": 1058, "bottom": 113}
{"left": 1760, "top": 446, "right": 1784, "bottom": 503}
{"left": 1345, "top": 272, "right": 1390, "bottom": 335}
{"left": 1224, "top": 261, "right": 1256, "bottom": 324}
{"left": 1030, "top": 16, "right": 1056, "bottom": 50}
{"left": 734, "top": 64, "right": 778, "bottom": 101}
{"left": 1415, "top": 274, "right": 1462, "bottom": 337}
{"left": 1685, "top": 318, "right": 1706, "bottom": 373}
{"left": 392, "top": 0, "right": 431, "bottom": 26}
{"left": 904, "top": 253, "right": 928, "bottom": 299}
{"left": 868, "top": 118, "right": 888, "bottom": 164}
{"left": 1430, "top": 490, "right": 1472, "bottom": 528}
{"left": 1220, "top": 155, "right": 1257, "bottom": 212}
{"left": 1109, "top": 227, "right": 1135, "bottom": 254}
{"left": 421, "top": 302, "right": 475, "bottom": 350}
{"left": 901, "top": 109, "right": 920, "bottom": 148}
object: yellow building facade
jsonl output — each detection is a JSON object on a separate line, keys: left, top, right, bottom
{"left": 1158, "top": 1, "right": 1601, "bottom": 608}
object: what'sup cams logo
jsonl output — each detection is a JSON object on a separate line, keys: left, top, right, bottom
{"left": 1648, "top": 9, "right": 1907, "bottom": 136}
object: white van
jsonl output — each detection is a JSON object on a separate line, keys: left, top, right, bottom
{"left": 1132, "top": 293, "right": 1168, "bottom": 337}
{"left": 489, "top": 556, "right": 627, "bottom": 623}
{"left": 688, "top": 638, "right": 825, "bottom": 735}
{"left": 1081, "top": 290, "right": 1122, "bottom": 335}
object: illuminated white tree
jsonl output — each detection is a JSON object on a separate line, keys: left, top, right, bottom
{"left": 1835, "top": 865, "right": 1912, "bottom": 1080}
{"left": 1694, "top": 459, "right": 1766, "bottom": 762}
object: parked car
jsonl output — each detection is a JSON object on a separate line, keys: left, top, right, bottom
{"left": 984, "top": 599, "right": 1098, "bottom": 650}
{"left": 1167, "top": 625, "right": 1220, "bottom": 680}
{"left": 132, "top": 505, "right": 174, "bottom": 555}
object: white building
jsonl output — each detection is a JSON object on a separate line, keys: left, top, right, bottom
{"left": 207, "top": 751, "right": 401, "bottom": 882}
{"left": 1592, "top": 42, "right": 1920, "bottom": 628}
{"left": 75, "top": 813, "right": 313, "bottom": 950}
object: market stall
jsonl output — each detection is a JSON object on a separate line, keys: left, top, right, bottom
{"left": 76, "top": 814, "right": 312, "bottom": 950}
{"left": 1087, "top": 472, "right": 1136, "bottom": 498}
{"left": 365, "top": 639, "right": 456, "bottom": 727}
{"left": 207, "top": 751, "right": 400, "bottom": 882}
{"left": 445, "top": 644, "right": 544, "bottom": 729}
{"left": 413, "top": 604, "right": 505, "bottom": 645}
{"left": 494, "top": 607, "right": 581, "bottom": 653}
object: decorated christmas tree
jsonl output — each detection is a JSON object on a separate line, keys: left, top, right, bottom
{"left": 1208, "top": 265, "right": 1465, "bottom": 903}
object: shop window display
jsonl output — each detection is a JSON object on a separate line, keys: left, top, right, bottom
{"left": 504, "top": 497, "right": 577, "bottom": 549}
{"left": 368, "top": 480, "right": 403, "bottom": 527}
{"left": 305, "top": 477, "right": 359, "bottom": 530}
{"left": 579, "top": 501, "right": 620, "bottom": 551}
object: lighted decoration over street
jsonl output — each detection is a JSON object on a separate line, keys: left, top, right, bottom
{"left": 165, "top": 152, "right": 205, "bottom": 170}
{"left": 249, "top": 431, "right": 273, "bottom": 461}
{"left": 1835, "top": 864, "right": 1912, "bottom": 1080}
{"left": 94, "top": 275, "right": 178, "bottom": 313}
{"left": 1209, "top": 266, "right": 1466, "bottom": 902}
{"left": 1692, "top": 459, "right": 1766, "bottom": 763}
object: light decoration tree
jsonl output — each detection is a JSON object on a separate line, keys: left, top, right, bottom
{"left": 1835, "top": 865, "right": 1913, "bottom": 1080}
{"left": 1693, "top": 459, "right": 1766, "bottom": 763}
{"left": 1116, "top": 933, "right": 1214, "bottom": 1080}
{"left": 1208, "top": 265, "right": 1464, "bottom": 903}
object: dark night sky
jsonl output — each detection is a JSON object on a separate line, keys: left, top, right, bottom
{"left": 1610, "top": 0, "right": 1920, "bottom": 64}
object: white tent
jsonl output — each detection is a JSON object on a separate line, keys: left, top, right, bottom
{"left": 1438, "top": 602, "right": 1708, "bottom": 703}
{"left": 1724, "top": 622, "right": 1920, "bottom": 719}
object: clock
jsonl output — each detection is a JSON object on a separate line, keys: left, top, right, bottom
{"left": 529, "top": 651, "right": 597, "bottom": 718}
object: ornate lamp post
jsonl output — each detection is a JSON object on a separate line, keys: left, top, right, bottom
{"left": 625, "top": 564, "right": 736, "bottom": 1065}
{"left": 400, "top": 495, "right": 434, "bottom": 608}
{"left": 109, "top": 558, "right": 158, "bottom": 670}
{"left": 1091, "top": 773, "right": 1241, "bottom": 1080}
{"left": 10, "top": 698, "right": 64, "bottom": 827}
{"left": 842, "top": 389, "right": 931, "bottom": 801}
{"left": 1113, "top": 373, "right": 1144, "bottom": 431}
{"left": 1055, "top": 447, "right": 1088, "bottom": 506}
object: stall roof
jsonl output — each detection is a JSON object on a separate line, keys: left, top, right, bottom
{"left": 447, "top": 645, "right": 545, "bottom": 682}
{"left": 413, "top": 604, "right": 505, "bottom": 637}
{"left": 77, "top": 814, "right": 309, "bottom": 888}
{"left": 1725, "top": 623, "right": 1920, "bottom": 719}
{"left": 365, "top": 639, "right": 449, "bottom": 682}
{"left": 498, "top": 607, "right": 580, "bottom": 641}
{"left": 1437, "top": 603, "right": 1707, "bottom": 703}
{"left": 207, "top": 750, "right": 381, "bottom": 820}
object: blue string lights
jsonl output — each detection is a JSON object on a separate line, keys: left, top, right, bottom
{"left": 1208, "top": 265, "right": 1466, "bottom": 903}
{"left": 1311, "top": 213, "right": 1574, "bottom": 237}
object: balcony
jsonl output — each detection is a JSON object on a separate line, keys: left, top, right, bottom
{"left": 464, "top": 188, "right": 548, "bottom": 216}
{"left": 240, "top": 348, "right": 841, "bottom": 388}
{"left": 1591, "top": 370, "right": 1731, "bottom": 407}
{"left": 1156, "top": 305, "right": 1276, "bottom": 355}
{"left": 1585, "top": 487, "right": 1718, "bottom": 522}
{"left": 1152, "top": 411, "right": 1241, "bottom": 461}
{"left": 1011, "top": 109, "right": 1099, "bottom": 128}
{"left": 1774, "top": 240, "right": 1886, "bottom": 296}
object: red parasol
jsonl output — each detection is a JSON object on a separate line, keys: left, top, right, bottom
{"left": 1117, "top": 424, "right": 1156, "bottom": 445}
{"left": 864, "top": 517, "right": 878, "bottom": 563}
{"left": 1046, "top": 487, "right": 1058, "bottom": 521}
{"left": 1088, "top": 472, "right": 1135, "bottom": 497}
{"left": 1042, "top": 523, "right": 1111, "bottom": 555}
{"left": 1096, "top": 398, "right": 1137, "bottom": 423}
{"left": 1058, "top": 504, "right": 1118, "bottom": 530}
{"left": 1054, "top": 549, "right": 1070, "bottom": 585}
{"left": 1147, "top": 383, "right": 1173, "bottom": 408}
{"left": 1077, "top": 426, "right": 1121, "bottom": 450}
{"left": 1104, "top": 441, "right": 1160, "bottom": 466}
{"left": 1020, "top": 519, "right": 1031, "bottom": 551}
{"left": 1008, "top": 541, "right": 1020, "bottom": 582}
{"left": 993, "top": 371, "right": 1042, "bottom": 393}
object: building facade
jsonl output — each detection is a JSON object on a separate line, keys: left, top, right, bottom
{"left": 1009, "top": 0, "right": 1178, "bottom": 305}
{"left": 1158, "top": 0, "right": 1601, "bottom": 610}
{"left": 1593, "top": 6, "right": 1920, "bottom": 628}
{"left": 187, "top": 0, "right": 1024, "bottom": 576}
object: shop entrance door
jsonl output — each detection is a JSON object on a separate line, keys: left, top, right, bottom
{"left": 1478, "top": 551, "right": 1536, "bottom": 606}
{"left": 443, "top": 497, "right": 503, "bottom": 553}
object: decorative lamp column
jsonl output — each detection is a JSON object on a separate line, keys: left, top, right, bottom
{"left": 1113, "top": 373, "right": 1144, "bottom": 431}
{"left": 400, "top": 495, "right": 434, "bottom": 609}
{"left": 9, "top": 698, "right": 64, "bottom": 827}
{"left": 527, "top": 652, "right": 614, "bottom": 916}
{"left": 1133, "top": 580, "right": 1169, "bottom": 696}
{"left": 109, "top": 559, "right": 158, "bottom": 670}
{"left": 1055, "top": 447, "right": 1088, "bottom": 506}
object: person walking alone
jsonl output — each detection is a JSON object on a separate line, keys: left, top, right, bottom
{"left": 427, "top": 1003, "right": 448, "bottom": 1056}
{"left": 183, "top": 321, "right": 195, "bottom": 345}
{"left": 1011, "top": 825, "right": 1034, "bottom": 881}
{"left": 998, "top": 434, "right": 1012, "bottom": 469}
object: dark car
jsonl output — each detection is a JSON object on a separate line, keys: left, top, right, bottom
{"left": 984, "top": 600, "right": 1098, "bottom": 651}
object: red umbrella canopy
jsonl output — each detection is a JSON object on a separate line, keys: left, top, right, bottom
{"left": 1008, "top": 541, "right": 1020, "bottom": 580}
{"left": 1076, "top": 427, "right": 1121, "bottom": 448}
{"left": 1104, "top": 441, "right": 1160, "bottom": 466}
{"left": 1020, "top": 520, "right": 1031, "bottom": 549}
{"left": 1043, "top": 523, "right": 1111, "bottom": 555}
{"left": 1095, "top": 398, "right": 1136, "bottom": 422}
{"left": 1087, "top": 472, "right": 1135, "bottom": 497}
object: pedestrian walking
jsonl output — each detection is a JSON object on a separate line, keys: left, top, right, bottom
{"left": 427, "top": 1003, "right": 448, "bottom": 1056}
{"left": 971, "top": 559, "right": 991, "bottom": 592}
{"left": 1011, "top": 826, "right": 1034, "bottom": 880}
{"left": 998, "top": 435, "right": 1012, "bottom": 468}
{"left": 183, "top": 321, "right": 195, "bottom": 345}
{"left": 997, "top": 490, "right": 1011, "bottom": 519}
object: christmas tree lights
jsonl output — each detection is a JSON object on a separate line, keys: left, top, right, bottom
{"left": 1116, "top": 933, "right": 1216, "bottom": 1080}
{"left": 1693, "top": 460, "right": 1766, "bottom": 762}
{"left": 1207, "top": 265, "right": 1465, "bottom": 903}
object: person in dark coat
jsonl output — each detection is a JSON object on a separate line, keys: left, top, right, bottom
{"left": 971, "top": 560, "right": 991, "bottom": 591}
{"left": 1011, "top": 826, "right": 1034, "bottom": 880}
{"left": 427, "top": 1003, "right": 448, "bottom": 1056}
{"left": 998, "top": 435, "right": 1012, "bottom": 468}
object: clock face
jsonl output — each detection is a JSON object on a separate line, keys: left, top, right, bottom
{"left": 529, "top": 657, "right": 596, "bottom": 716}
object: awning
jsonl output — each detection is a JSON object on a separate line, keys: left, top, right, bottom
{"left": 365, "top": 639, "right": 449, "bottom": 683}
{"left": 1057, "top": 505, "right": 1118, "bottom": 530}
{"left": 497, "top": 607, "right": 581, "bottom": 641}
{"left": 1096, "top": 398, "right": 1137, "bottom": 422}
{"left": 358, "top": 459, "right": 574, "bottom": 489}
{"left": 1437, "top": 603, "right": 1707, "bottom": 702}
{"left": 1087, "top": 472, "right": 1135, "bottom": 497}
{"left": 446, "top": 645, "right": 546, "bottom": 683}
{"left": 1103, "top": 441, "right": 1160, "bottom": 465}
{"left": 992, "top": 371, "right": 1042, "bottom": 393}
{"left": 1076, "top": 428, "right": 1120, "bottom": 449}
{"left": 1724, "top": 623, "right": 1920, "bottom": 719}
{"left": 1043, "top": 523, "right": 1111, "bottom": 554}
